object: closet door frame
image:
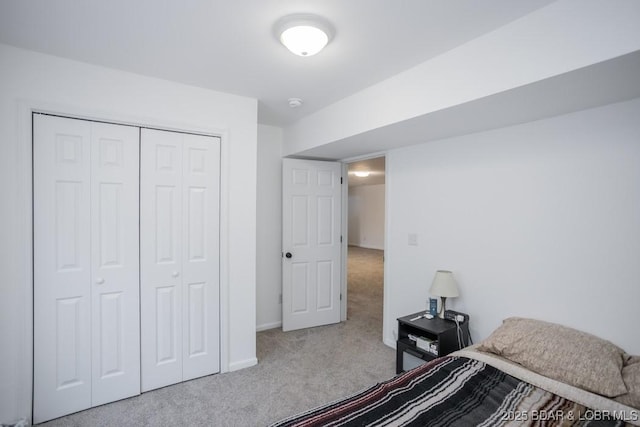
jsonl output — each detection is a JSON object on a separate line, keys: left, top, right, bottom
{"left": 23, "top": 106, "right": 227, "bottom": 424}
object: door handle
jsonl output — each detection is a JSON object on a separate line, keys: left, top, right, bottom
{"left": 285, "top": 252, "right": 292, "bottom": 259}
{"left": 95, "top": 278, "right": 105, "bottom": 285}
{"left": 172, "top": 271, "right": 180, "bottom": 278}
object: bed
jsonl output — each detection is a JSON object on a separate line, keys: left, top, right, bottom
{"left": 271, "top": 318, "right": 640, "bottom": 427}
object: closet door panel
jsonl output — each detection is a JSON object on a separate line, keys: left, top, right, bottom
{"left": 182, "top": 134, "right": 220, "bottom": 380}
{"left": 140, "top": 128, "right": 183, "bottom": 391}
{"left": 90, "top": 122, "right": 140, "bottom": 406}
{"left": 33, "top": 115, "right": 92, "bottom": 423}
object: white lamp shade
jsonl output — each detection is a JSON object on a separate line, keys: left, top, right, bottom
{"left": 429, "top": 270, "right": 459, "bottom": 298}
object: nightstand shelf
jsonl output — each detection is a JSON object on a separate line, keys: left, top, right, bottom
{"left": 396, "top": 312, "right": 470, "bottom": 374}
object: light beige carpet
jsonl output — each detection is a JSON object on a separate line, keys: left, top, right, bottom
{"left": 41, "top": 246, "right": 394, "bottom": 426}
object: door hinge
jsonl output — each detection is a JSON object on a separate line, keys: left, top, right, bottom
{"left": 340, "top": 176, "right": 343, "bottom": 184}
{"left": 340, "top": 235, "right": 343, "bottom": 243}
{"left": 340, "top": 293, "right": 343, "bottom": 301}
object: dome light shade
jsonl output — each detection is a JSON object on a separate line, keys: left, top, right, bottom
{"left": 275, "top": 14, "right": 334, "bottom": 57}
{"left": 281, "top": 26, "right": 328, "bottom": 56}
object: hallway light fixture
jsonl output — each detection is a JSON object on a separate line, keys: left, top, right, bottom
{"left": 288, "top": 98, "right": 303, "bottom": 108}
{"left": 354, "top": 171, "right": 370, "bottom": 178}
{"left": 275, "top": 14, "right": 334, "bottom": 57}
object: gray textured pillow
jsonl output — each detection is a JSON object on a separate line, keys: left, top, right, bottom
{"left": 478, "top": 317, "right": 627, "bottom": 397}
{"left": 615, "top": 355, "right": 640, "bottom": 409}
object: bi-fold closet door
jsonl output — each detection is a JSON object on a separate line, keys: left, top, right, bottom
{"left": 33, "top": 114, "right": 141, "bottom": 423}
{"left": 140, "top": 128, "right": 220, "bottom": 392}
{"left": 33, "top": 116, "right": 220, "bottom": 423}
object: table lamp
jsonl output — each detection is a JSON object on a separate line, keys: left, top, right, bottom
{"left": 429, "top": 270, "right": 459, "bottom": 318}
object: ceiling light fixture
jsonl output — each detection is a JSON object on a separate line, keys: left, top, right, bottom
{"left": 288, "top": 98, "right": 303, "bottom": 108}
{"left": 354, "top": 171, "right": 370, "bottom": 178}
{"left": 275, "top": 14, "right": 334, "bottom": 57}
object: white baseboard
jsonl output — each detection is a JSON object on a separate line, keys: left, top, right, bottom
{"left": 383, "top": 337, "right": 397, "bottom": 350}
{"left": 256, "top": 321, "right": 282, "bottom": 332}
{"left": 228, "top": 357, "right": 258, "bottom": 372}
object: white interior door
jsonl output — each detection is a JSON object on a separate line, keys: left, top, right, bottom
{"left": 140, "top": 128, "right": 220, "bottom": 391}
{"left": 33, "top": 115, "right": 140, "bottom": 423}
{"left": 34, "top": 115, "right": 92, "bottom": 423}
{"left": 140, "top": 129, "right": 183, "bottom": 391}
{"left": 282, "top": 158, "right": 342, "bottom": 331}
{"left": 181, "top": 133, "right": 220, "bottom": 381}
{"left": 90, "top": 122, "right": 140, "bottom": 406}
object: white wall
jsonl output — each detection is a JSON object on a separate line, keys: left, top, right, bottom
{"left": 383, "top": 98, "right": 640, "bottom": 355}
{"left": 256, "top": 124, "right": 283, "bottom": 331}
{"left": 348, "top": 184, "right": 385, "bottom": 250}
{"left": 0, "top": 44, "right": 258, "bottom": 424}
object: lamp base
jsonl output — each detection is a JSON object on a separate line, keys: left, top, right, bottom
{"left": 438, "top": 297, "right": 447, "bottom": 319}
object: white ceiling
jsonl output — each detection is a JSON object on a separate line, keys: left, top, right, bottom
{"left": 0, "top": 0, "right": 556, "bottom": 127}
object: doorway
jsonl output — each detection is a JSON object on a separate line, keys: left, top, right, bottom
{"left": 345, "top": 157, "right": 385, "bottom": 333}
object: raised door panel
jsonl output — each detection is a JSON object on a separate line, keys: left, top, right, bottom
{"left": 156, "top": 286, "right": 179, "bottom": 363}
{"left": 140, "top": 129, "right": 183, "bottom": 391}
{"left": 33, "top": 114, "right": 92, "bottom": 423}
{"left": 316, "top": 261, "right": 334, "bottom": 311}
{"left": 291, "top": 263, "right": 309, "bottom": 314}
{"left": 291, "top": 195, "right": 309, "bottom": 247}
{"left": 181, "top": 134, "right": 220, "bottom": 381}
{"left": 90, "top": 122, "right": 140, "bottom": 406}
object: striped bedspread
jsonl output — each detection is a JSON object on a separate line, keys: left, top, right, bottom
{"left": 271, "top": 356, "right": 633, "bottom": 426}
